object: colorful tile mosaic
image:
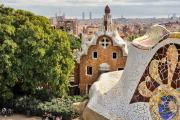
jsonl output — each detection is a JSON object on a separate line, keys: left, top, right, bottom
{"left": 85, "top": 25, "right": 180, "bottom": 120}
{"left": 130, "top": 44, "right": 180, "bottom": 120}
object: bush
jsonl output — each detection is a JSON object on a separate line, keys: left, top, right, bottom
{"left": 11, "top": 96, "right": 87, "bottom": 119}
{"left": 14, "top": 96, "right": 42, "bottom": 115}
{"left": 38, "top": 96, "right": 87, "bottom": 119}
{"left": 33, "top": 88, "right": 57, "bottom": 101}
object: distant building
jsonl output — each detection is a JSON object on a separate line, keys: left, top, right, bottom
{"left": 172, "top": 13, "right": 177, "bottom": 19}
{"left": 82, "top": 12, "right": 85, "bottom": 20}
{"left": 85, "top": 26, "right": 99, "bottom": 39}
{"left": 89, "top": 12, "right": 92, "bottom": 20}
{"left": 74, "top": 5, "right": 128, "bottom": 94}
{"left": 49, "top": 15, "right": 78, "bottom": 35}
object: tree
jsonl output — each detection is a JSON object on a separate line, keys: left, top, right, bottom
{"left": 67, "top": 34, "right": 81, "bottom": 50}
{"left": 0, "top": 5, "right": 74, "bottom": 100}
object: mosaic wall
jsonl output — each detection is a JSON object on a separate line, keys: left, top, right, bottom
{"left": 130, "top": 43, "right": 180, "bottom": 120}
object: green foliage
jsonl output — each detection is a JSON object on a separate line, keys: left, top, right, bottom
{"left": 13, "top": 96, "right": 87, "bottom": 119}
{"left": 14, "top": 96, "right": 42, "bottom": 115}
{"left": 0, "top": 5, "right": 74, "bottom": 100}
{"left": 67, "top": 34, "right": 81, "bottom": 50}
{"left": 127, "top": 35, "right": 139, "bottom": 42}
{"left": 38, "top": 96, "right": 87, "bottom": 119}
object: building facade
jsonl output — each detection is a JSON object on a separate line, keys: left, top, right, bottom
{"left": 50, "top": 15, "right": 78, "bottom": 35}
{"left": 75, "top": 5, "right": 128, "bottom": 94}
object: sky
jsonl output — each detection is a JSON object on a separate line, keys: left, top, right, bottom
{"left": 0, "top": 0, "right": 180, "bottom": 18}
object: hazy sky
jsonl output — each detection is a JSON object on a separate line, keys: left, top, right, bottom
{"left": 0, "top": 0, "right": 180, "bottom": 18}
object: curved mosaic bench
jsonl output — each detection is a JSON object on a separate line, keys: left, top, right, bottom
{"left": 83, "top": 25, "right": 180, "bottom": 120}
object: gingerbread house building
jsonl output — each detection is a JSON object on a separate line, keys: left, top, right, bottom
{"left": 74, "top": 5, "right": 128, "bottom": 94}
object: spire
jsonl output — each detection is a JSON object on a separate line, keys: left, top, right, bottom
{"left": 103, "top": 5, "right": 112, "bottom": 32}
{"left": 105, "top": 5, "right": 110, "bottom": 14}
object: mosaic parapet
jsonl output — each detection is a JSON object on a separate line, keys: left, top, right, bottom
{"left": 132, "top": 25, "right": 180, "bottom": 50}
{"left": 85, "top": 25, "right": 180, "bottom": 120}
{"left": 131, "top": 25, "right": 180, "bottom": 120}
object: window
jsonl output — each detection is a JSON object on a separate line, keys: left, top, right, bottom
{"left": 99, "top": 37, "right": 110, "bottom": 48}
{"left": 112, "top": 52, "right": 117, "bottom": 59}
{"left": 93, "top": 52, "right": 98, "bottom": 59}
{"left": 118, "top": 68, "right": 124, "bottom": 70}
{"left": 87, "top": 66, "right": 92, "bottom": 75}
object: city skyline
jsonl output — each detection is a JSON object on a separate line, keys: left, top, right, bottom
{"left": 0, "top": 0, "right": 180, "bottom": 18}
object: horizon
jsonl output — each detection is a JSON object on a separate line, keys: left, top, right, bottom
{"left": 0, "top": 0, "right": 180, "bottom": 19}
